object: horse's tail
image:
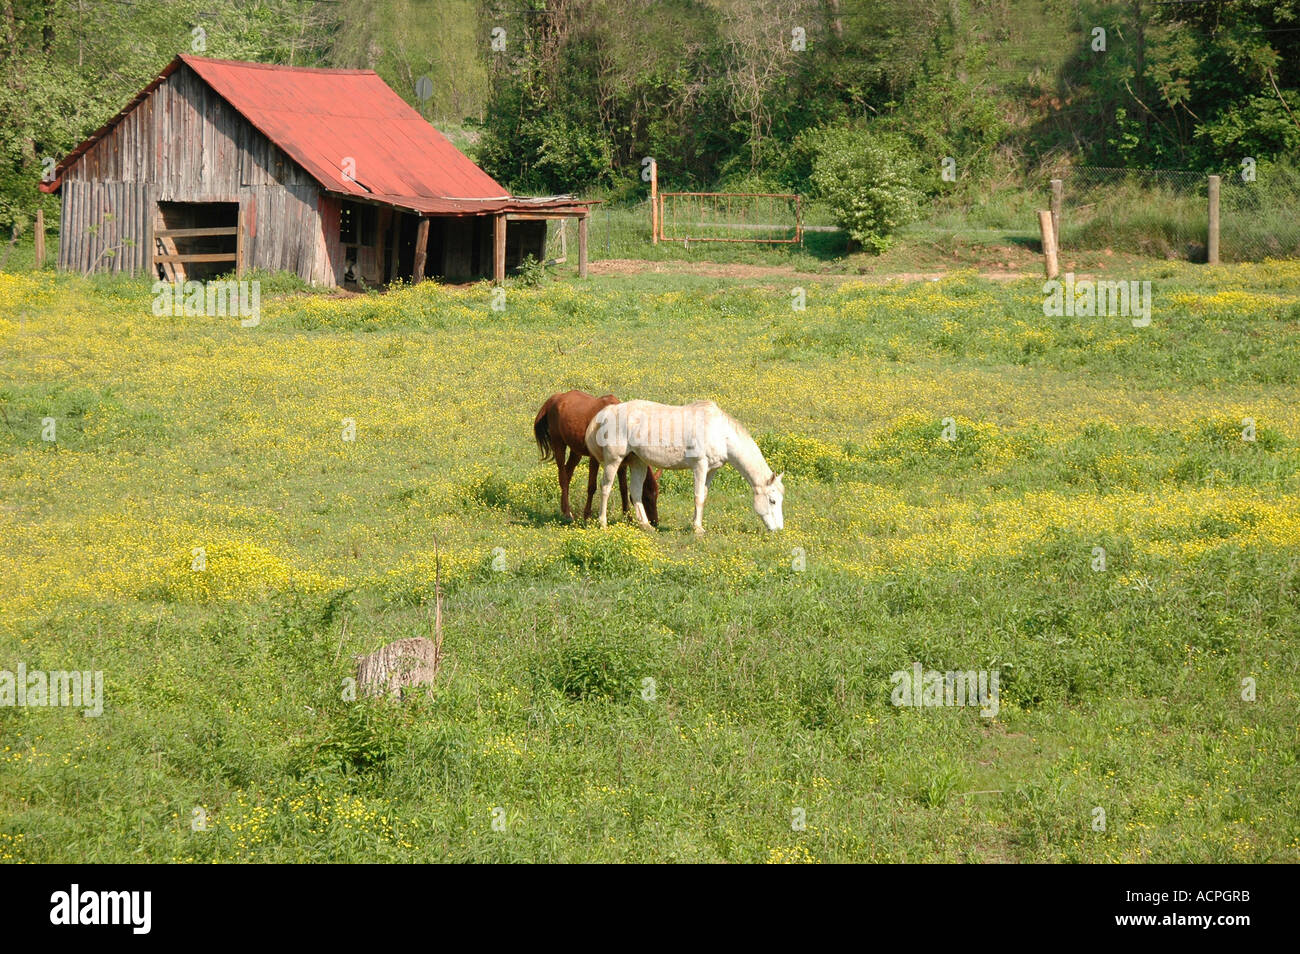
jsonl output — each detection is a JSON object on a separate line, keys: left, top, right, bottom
{"left": 533, "top": 396, "right": 556, "bottom": 461}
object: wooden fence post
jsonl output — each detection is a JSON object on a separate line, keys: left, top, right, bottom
{"left": 1038, "top": 209, "right": 1059, "bottom": 279}
{"left": 1207, "top": 174, "right": 1220, "bottom": 264}
{"left": 578, "top": 213, "right": 589, "bottom": 278}
{"left": 1050, "top": 178, "right": 1062, "bottom": 249}
{"left": 650, "top": 159, "right": 659, "bottom": 245}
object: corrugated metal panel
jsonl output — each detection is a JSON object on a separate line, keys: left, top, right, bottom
{"left": 181, "top": 56, "right": 508, "bottom": 204}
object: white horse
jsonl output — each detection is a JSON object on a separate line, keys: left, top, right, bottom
{"left": 585, "top": 399, "right": 784, "bottom": 533}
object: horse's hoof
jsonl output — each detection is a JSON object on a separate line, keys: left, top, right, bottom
{"left": 693, "top": 526, "right": 705, "bottom": 536}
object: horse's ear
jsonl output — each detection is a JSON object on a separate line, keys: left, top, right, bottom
{"left": 771, "top": 472, "right": 784, "bottom": 485}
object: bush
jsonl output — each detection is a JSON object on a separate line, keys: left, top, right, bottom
{"left": 809, "top": 125, "right": 924, "bottom": 253}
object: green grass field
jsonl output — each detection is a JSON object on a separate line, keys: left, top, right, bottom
{"left": 2, "top": 259, "right": 1299, "bottom": 862}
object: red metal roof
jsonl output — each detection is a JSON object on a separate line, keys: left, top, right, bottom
{"left": 42, "top": 55, "right": 592, "bottom": 216}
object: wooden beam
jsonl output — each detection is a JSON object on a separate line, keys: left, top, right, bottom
{"left": 412, "top": 215, "right": 430, "bottom": 282}
{"left": 144, "top": 187, "right": 156, "bottom": 280}
{"left": 493, "top": 212, "right": 506, "bottom": 284}
{"left": 504, "top": 211, "right": 587, "bottom": 221}
{"left": 578, "top": 213, "right": 589, "bottom": 278}
{"left": 235, "top": 205, "right": 245, "bottom": 278}
{"left": 34, "top": 208, "right": 45, "bottom": 267}
{"left": 155, "top": 227, "right": 238, "bottom": 238}
{"left": 152, "top": 252, "right": 239, "bottom": 264}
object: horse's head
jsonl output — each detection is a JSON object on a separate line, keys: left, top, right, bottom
{"left": 753, "top": 472, "right": 785, "bottom": 531}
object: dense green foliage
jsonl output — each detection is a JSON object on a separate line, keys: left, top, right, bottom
{"left": 809, "top": 126, "right": 922, "bottom": 251}
{"left": 2, "top": 0, "right": 1298, "bottom": 237}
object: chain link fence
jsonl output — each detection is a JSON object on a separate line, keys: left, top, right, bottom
{"left": 1058, "top": 166, "right": 1300, "bottom": 262}
{"left": 557, "top": 202, "right": 654, "bottom": 261}
{"left": 539, "top": 166, "right": 1299, "bottom": 266}
{"left": 1219, "top": 167, "right": 1300, "bottom": 262}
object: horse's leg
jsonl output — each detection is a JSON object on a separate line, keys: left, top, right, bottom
{"left": 627, "top": 457, "right": 651, "bottom": 529}
{"left": 617, "top": 461, "right": 630, "bottom": 516}
{"left": 597, "top": 457, "right": 623, "bottom": 528}
{"left": 555, "top": 449, "right": 571, "bottom": 520}
{"left": 558, "top": 447, "right": 580, "bottom": 521}
{"left": 582, "top": 456, "right": 598, "bottom": 520}
{"left": 691, "top": 460, "right": 710, "bottom": 534}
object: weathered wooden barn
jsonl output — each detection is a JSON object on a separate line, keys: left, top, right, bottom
{"left": 40, "top": 55, "right": 592, "bottom": 285}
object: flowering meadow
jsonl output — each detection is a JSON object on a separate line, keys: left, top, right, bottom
{"left": 1, "top": 262, "right": 1298, "bottom": 862}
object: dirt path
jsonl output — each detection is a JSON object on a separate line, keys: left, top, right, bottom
{"left": 587, "top": 258, "right": 1037, "bottom": 283}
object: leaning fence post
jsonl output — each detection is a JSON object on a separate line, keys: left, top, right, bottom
{"left": 1038, "top": 209, "right": 1059, "bottom": 279}
{"left": 1050, "top": 178, "right": 1062, "bottom": 249}
{"left": 1207, "top": 174, "right": 1220, "bottom": 264}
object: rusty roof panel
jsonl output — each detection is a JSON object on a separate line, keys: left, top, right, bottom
{"left": 181, "top": 55, "right": 510, "bottom": 203}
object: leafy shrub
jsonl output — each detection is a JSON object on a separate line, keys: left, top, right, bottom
{"left": 513, "top": 254, "right": 549, "bottom": 287}
{"left": 809, "top": 125, "right": 924, "bottom": 252}
{"left": 545, "top": 632, "right": 647, "bottom": 702}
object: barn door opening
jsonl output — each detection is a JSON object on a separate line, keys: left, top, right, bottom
{"left": 154, "top": 201, "right": 240, "bottom": 282}
{"left": 390, "top": 211, "right": 444, "bottom": 283}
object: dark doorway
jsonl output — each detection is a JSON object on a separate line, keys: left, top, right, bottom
{"left": 394, "top": 213, "right": 423, "bottom": 281}
{"left": 154, "top": 201, "right": 239, "bottom": 282}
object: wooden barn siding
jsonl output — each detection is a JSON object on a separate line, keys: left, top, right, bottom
{"left": 317, "top": 195, "right": 344, "bottom": 287}
{"left": 62, "top": 63, "right": 324, "bottom": 281}
{"left": 58, "top": 180, "right": 153, "bottom": 275}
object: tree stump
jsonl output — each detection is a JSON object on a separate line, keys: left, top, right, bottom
{"left": 354, "top": 636, "right": 440, "bottom": 699}
{"left": 354, "top": 540, "right": 444, "bottom": 699}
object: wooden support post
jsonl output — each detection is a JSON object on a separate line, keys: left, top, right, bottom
{"left": 493, "top": 212, "right": 506, "bottom": 284}
{"left": 1207, "top": 174, "right": 1220, "bottom": 264}
{"left": 578, "top": 213, "right": 589, "bottom": 278}
{"left": 412, "top": 216, "right": 430, "bottom": 283}
{"left": 1050, "top": 178, "right": 1062, "bottom": 249}
{"left": 650, "top": 158, "right": 659, "bottom": 244}
{"left": 34, "top": 208, "right": 45, "bottom": 267}
{"left": 1037, "top": 209, "right": 1058, "bottom": 280}
{"left": 235, "top": 204, "right": 245, "bottom": 278}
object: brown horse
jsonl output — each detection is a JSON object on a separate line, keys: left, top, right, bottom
{"left": 534, "top": 390, "right": 659, "bottom": 525}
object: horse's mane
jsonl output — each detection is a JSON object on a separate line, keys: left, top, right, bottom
{"left": 720, "top": 408, "right": 753, "bottom": 441}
